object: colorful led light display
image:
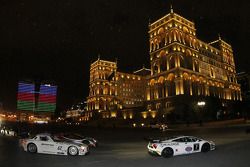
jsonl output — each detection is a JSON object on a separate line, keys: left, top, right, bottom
{"left": 36, "top": 84, "right": 57, "bottom": 112}
{"left": 17, "top": 82, "right": 35, "bottom": 111}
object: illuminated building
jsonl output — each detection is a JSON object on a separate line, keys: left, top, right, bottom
{"left": 17, "top": 82, "right": 36, "bottom": 111}
{"left": 87, "top": 58, "right": 118, "bottom": 115}
{"left": 146, "top": 7, "right": 241, "bottom": 116}
{"left": 16, "top": 81, "right": 57, "bottom": 123}
{"left": 87, "top": 58, "right": 147, "bottom": 119}
{"left": 87, "top": 8, "right": 241, "bottom": 122}
{"left": 37, "top": 84, "right": 57, "bottom": 112}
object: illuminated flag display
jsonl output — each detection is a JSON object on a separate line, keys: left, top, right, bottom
{"left": 17, "top": 82, "right": 35, "bottom": 111}
{"left": 36, "top": 84, "right": 57, "bottom": 112}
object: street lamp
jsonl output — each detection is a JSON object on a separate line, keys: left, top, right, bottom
{"left": 197, "top": 101, "right": 206, "bottom": 126}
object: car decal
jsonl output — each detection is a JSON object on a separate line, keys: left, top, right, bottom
{"left": 41, "top": 143, "right": 54, "bottom": 146}
{"left": 185, "top": 146, "right": 192, "bottom": 152}
{"left": 57, "top": 146, "right": 63, "bottom": 150}
{"left": 194, "top": 143, "right": 200, "bottom": 151}
{"left": 162, "top": 143, "right": 179, "bottom": 146}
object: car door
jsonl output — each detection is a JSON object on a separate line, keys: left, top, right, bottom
{"left": 182, "top": 137, "right": 194, "bottom": 154}
{"left": 37, "top": 136, "right": 56, "bottom": 154}
{"left": 191, "top": 137, "right": 201, "bottom": 153}
{"left": 172, "top": 138, "right": 188, "bottom": 155}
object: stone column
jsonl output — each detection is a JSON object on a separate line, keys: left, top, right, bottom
{"left": 167, "top": 59, "right": 169, "bottom": 70}
{"left": 155, "top": 85, "right": 159, "bottom": 99}
{"left": 176, "top": 56, "right": 180, "bottom": 67}
{"left": 205, "top": 84, "right": 209, "bottom": 96}
{"left": 151, "top": 65, "right": 154, "bottom": 75}
{"left": 165, "top": 83, "right": 169, "bottom": 97}
{"left": 146, "top": 87, "right": 151, "bottom": 100}
{"left": 175, "top": 56, "right": 178, "bottom": 68}
{"left": 162, "top": 84, "right": 165, "bottom": 98}
{"left": 189, "top": 80, "right": 193, "bottom": 95}
{"left": 175, "top": 78, "right": 184, "bottom": 95}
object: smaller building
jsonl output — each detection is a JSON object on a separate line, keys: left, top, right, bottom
{"left": 87, "top": 58, "right": 149, "bottom": 119}
{"left": 64, "top": 101, "right": 92, "bottom": 122}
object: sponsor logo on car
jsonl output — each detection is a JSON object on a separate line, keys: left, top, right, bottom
{"left": 185, "top": 146, "right": 192, "bottom": 152}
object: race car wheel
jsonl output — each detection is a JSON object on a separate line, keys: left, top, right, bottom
{"left": 68, "top": 146, "right": 78, "bottom": 156}
{"left": 27, "top": 143, "right": 37, "bottom": 153}
{"left": 201, "top": 143, "right": 210, "bottom": 152}
{"left": 161, "top": 147, "right": 174, "bottom": 158}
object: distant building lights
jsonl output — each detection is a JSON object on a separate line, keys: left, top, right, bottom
{"left": 197, "top": 101, "right": 206, "bottom": 106}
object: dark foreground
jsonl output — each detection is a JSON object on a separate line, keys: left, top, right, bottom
{"left": 0, "top": 125, "right": 250, "bottom": 167}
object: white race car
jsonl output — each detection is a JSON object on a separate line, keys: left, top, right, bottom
{"left": 147, "top": 136, "right": 215, "bottom": 158}
{"left": 20, "top": 133, "right": 89, "bottom": 156}
{"left": 0, "top": 127, "right": 17, "bottom": 137}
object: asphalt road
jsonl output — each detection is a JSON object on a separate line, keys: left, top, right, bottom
{"left": 1, "top": 125, "right": 250, "bottom": 167}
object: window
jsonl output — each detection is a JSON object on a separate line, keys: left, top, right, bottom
{"left": 190, "top": 137, "right": 200, "bottom": 142}
{"left": 173, "top": 138, "right": 185, "bottom": 142}
{"left": 183, "top": 137, "right": 192, "bottom": 142}
{"left": 165, "top": 102, "right": 172, "bottom": 108}
{"left": 40, "top": 136, "right": 48, "bottom": 141}
{"left": 156, "top": 103, "right": 161, "bottom": 109}
{"left": 173, "top": 137, "right": 192, "bottom": 142}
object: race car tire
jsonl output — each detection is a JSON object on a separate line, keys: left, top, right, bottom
{"left": 161, "top": 147, "right": 174, "bottom": 158}
{"left": 201, "top": 143, "right": 210, "bottom": 152}
{"left": 27, "top": 143, "right": 37, "bottom": 153}
{"left": 68, "top": 146, "right": 79, "bottom": 156}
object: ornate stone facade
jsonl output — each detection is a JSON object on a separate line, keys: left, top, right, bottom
{"left": 146, "top": 9, "right": 241, "bottom": 112}
{"left": 87, "top": 9, "right": 241, "bottom": 122}
{"left": 87, "top": 58, "right": 147, "bottom": 119}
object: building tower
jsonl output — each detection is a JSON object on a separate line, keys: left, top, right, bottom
{"left": 146, "top": 7, "right": 241, "bottom": 114}
{"left": 87, "top": 58, "right": 148, "bottom": 119}
{"left": 87, "top": 58, "right": 118, "bottom": 112}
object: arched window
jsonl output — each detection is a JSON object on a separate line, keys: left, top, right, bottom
{"left": 183, "top": 73, "right": 190, "bottom": 95}
{"left": 165, "top": 33, "right": 169, "bottom": 44}
{"left": 99, "top": 99, "right": 104, "bottom": 110}
{"left": 193, "top": 60, "right": 199, "bottom": 72}
{"left": 153, "top": 65, "right": 158, "bottom": 74}
{"left": 160, "top": 52, "right": 167, "bottom": 71}
{"left": 169, "top": 56, "right": 175, "bottom": 69}
{"left": 179, "top": 56, "right": 185, "bottom": 68}
{"left": 166, "top": 74, "right": 175, "bottom": 96}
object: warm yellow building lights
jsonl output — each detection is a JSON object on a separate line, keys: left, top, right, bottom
{"left": 87, "top": 8, "right": 241, "bottom": 121}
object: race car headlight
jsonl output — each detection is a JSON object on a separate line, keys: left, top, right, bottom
{"left": 80, "top": 146, "right": 86, "bottom": 150}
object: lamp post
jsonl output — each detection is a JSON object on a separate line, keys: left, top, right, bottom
{"left": 197, "top": 101, "right": 206, "bottom": 126}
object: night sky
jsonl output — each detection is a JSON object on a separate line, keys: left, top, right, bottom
{"left": 0, "top": 0, "right": 250, "bottom": 111}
